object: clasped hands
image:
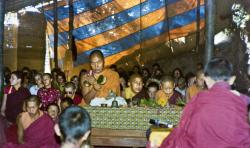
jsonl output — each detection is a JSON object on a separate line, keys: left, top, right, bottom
{"left": 81, "top": 74, "right": 101, "bottom": 90}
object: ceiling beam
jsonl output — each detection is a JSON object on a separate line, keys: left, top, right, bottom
{"left": 5, "top": 0, "right": 50, "bottom": 12}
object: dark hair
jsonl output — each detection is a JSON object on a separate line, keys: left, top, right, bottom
{"left": 43, "top": 73, "right": 52, "bottom": 79}
{"left": 89, "top": 50, "right": 104, "bottom": 60}
{"left": 152, "top": 63, "right": 160, "bottom": 68}
{"left": 25, "top": 95, "right": 41, "bottom": 106}
{"left": 147, "top": 82, "right": 159, "bottom": 90}
{"left": 204, "top": 57, "right": 233, "bottom": 81}
{"left": 185, "top": 72, "right": 195, "bottom": 81}
{"left": 57, "top": 71, "right": 66, "bottom": 81}
{"left": 47, "top": 103, "right": 60, "bottom": 111}
{"left": 110, "top": 64, "right": 117, "bottom": 71}
{"left": 59, "top": 106, "right": 91, "bottom": 141}
{"left": 11, "top": 71, "right": 24, "bottom": 82}
{"left": 61, "top": 97, "right": 74, "bottom": 106}
{"left": 172, "top": 68, "right": 183, "bottom": 78}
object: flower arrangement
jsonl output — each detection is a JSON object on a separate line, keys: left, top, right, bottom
{"left": 157, "top": 98, "right": 168, "bottom": 107}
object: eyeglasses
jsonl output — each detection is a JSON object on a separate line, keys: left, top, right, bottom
{"left": 65, "top": 91, "right": 73, "bottom": 95}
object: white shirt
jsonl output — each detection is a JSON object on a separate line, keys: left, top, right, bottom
{"left": 29, "top": 85, "right": 40, "bottom": 95}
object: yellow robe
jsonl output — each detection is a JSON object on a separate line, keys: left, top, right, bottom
{"left": 96, "top": 69, "right": 120, "bottom": 98}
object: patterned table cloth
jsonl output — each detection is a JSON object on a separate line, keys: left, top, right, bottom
{"left": 84, "top": 106, "right": 183, "bottom": 131}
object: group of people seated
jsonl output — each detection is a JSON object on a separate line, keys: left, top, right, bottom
{"left": 2, "top": 49, "right": 248, "bottom": 148}
{"left": 0, "top": 49, "right": 206, "bottom": 147}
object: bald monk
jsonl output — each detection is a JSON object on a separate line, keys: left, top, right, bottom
{"left": 80, "top": 50, "right": 120, "bottom": 104}
{"left": 4, "top": 95, "right": 59, "bottom": 148}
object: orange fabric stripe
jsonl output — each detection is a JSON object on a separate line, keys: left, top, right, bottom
{"left": 75, "top": 0, "right": 204, "bottom": 53}
{"left": 47, "top": 0, "right": 146, "bottom": 34}
{"left": 103, "top": 20, "right": 205, "bottom": 66}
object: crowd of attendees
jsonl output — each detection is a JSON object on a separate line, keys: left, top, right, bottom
{"left": 0, "top": 49, "right": 207, "bottom": 147}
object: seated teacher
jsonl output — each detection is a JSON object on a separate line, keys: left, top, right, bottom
{"left": 80, "top": 50, "right": 120, "bottom": 104}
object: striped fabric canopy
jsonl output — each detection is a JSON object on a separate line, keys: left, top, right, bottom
{"left": 44, "top": 0, "right": 205, "bottom": 67}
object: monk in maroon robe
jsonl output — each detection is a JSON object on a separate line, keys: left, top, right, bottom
{"left": 160, "top": 58, "right": 250, "bottom": 148}
{"left": 4, "top": 96, "right": 59, "bottom": 148}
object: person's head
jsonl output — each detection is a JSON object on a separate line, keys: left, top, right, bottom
{"left": 64, "top": 82, "right": 77, "bottom": 98}
{"left": 185, "top": 72, "right": 196, "bottom": 87}
{"left": 152, "top": 63, "right": 160, "bottom": 71}
{"left": 54, "top": 106, "right": 91, "bottom": 145}
{"left": 60, "top": 97, "right": 74, "bottom": 111}
{"left": 142, "top": 68, "right": 150, "bottom": 79}
{"left": 132, "top": 65, "right": 140, "bottom": 74}
{"left": 51, "top": 68, "right": 61, "bottom": 80}
{"left": 177, "top": 77, "right": 186, "bottom": 90}
{"left": 147, "top": 82, "right": 159, "bottom": 99}
{"left": 197, "top": 62, "right": 204, "bottom": 71}
{"left": 128, "top": 74, "right": 144, "bottom": 94}
{"left": 25, "top": 95, "right": 41, "bottom": 118}
{"left": 34, "top": 73, "right": 43, "bottom": 86}
{"left": 160, "top": 75, "right": 175, "bottom": 95}
{"left": 10, "top": 71, "right": 23, "bottom": 87}
{"left": 110, "top": 64, "right": 117, "bottom": 72}
{"left": 204, "top": 57, "right": 235, "bottom": 89}
{"left": 42, "top": 73, "right": 53, "bottom": 88}
{"left": 57, "top": 71, "right": 66, "bottom": 85}
{"left": 47, "top": 103, "right": 60, "bottom": 121}
{"left": 89, "top": 50, "right": 105, "bottom": 73}
{"left": 22, "top": 67, "right": 31, "bottom": 76}
{"left": 70, "top": 75, "right": 79, "bottom": 88}
{"left": 195, "top": 70, "right": 205, "bottom": 88}
{"left": 173, "top": 68, "right": 183, "bottom": 79}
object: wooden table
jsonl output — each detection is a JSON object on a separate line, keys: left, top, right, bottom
{"left": 91, "top": 128, "right": 147, "bottom": 147}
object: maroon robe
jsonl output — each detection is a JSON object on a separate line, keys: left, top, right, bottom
{"left": 5, "top": 87, "right": 30, "bottom": 123}
{"left": 4, "top": 114, "right": 59, "bottom": 148}
{"left": 160, "top": 82, "right": 250, "bottom": 148}
{"left": 0, "top": 115, "right": 7, "bottom": 147}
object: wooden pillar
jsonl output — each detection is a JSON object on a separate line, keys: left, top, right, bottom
{"left": 0, "top": 0, "right": 5, "bottom": 96}
{"left": 204, "top": 0, "right": 215, "bottom": 64}
{"left": 196, "top": 0, "right": 201, "bottom": 52}
{"left": 53, "top": 0, "right": 58, "bottom": 68}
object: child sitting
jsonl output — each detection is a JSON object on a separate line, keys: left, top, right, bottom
{"left": 156, "top": 75, "right": 183, "bottom": 106}
{"left": 186, "top": 70, "right": 206, "bottom": 102}
{"left": 147, "top": 82, "right": 159, "bottom": 100}
{"left": 60, "top": 97, "right": 74, "bottom": 111}
{"left": 123, "top": 74, "right": 149, "bottom": 105}
{"left": 64, "top": 82, "right": 86, "bottom": 106}
{"left": 47, "top": 103, "right": 60, "bottom": 122}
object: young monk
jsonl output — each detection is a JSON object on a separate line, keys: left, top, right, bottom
{"left": 4, "top": 95, "right": 58, "bottom": 148}
{"left": 60, "top": 97, "right": 74, "bottom": 111}
{"left": 160, "top": 58, "right": 250, "bottom": 148}
{"left": 124, "top": 74, "right": 149, "bottom": 105}
{"left": 155, "top": 75, "right": 182, "bottom": 106}
{"left": 147, "top": 82, "right": 159, "bottom": 100}
{"left": 47, "top": 103, "right": 60, "bottom": 122}
{"left": 54, "top": 106, "right": 91, "bottom": 148}
{"left": 186, "top": 70, "right": 206, "bottom": 102}
{"left": 64, "top": 82, "right": 85, "bottom": 106}
{"left": 80, "top": 50, "right": 120, "bottom": 104}
{"left": 37, "top": 73, "right": 61, "bottom": 111}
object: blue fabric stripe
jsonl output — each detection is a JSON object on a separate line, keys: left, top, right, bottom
{"left": 44, "top": 0, "right": 113, "bottom": 21}
{"left": 74, "top": 5, "right": 205, "bottom": 66}
{"left": 48, "top": 0, "right": 180, "bottom": 48}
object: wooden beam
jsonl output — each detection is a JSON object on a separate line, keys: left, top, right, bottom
{"left": 204, "top": 0, "right": 215, "bottom": 64}
{"left": 0, "top": 0, "right": 5, "bottom": 97}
